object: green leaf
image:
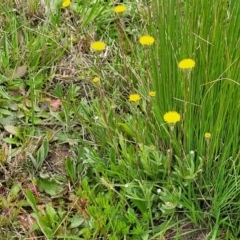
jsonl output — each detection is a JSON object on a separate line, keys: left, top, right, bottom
{"left": 36, "top": 139, "right": 49, "bottom": 169}
{"left": 118, "top": 123, "right": 136, "bottom": 137}
{"left": 46, "top": 203, "right": 59, "bottom": 224}
{"left": 31, "top": 213, "right": 54, "bottom": 236}
{"left": 25, "top": 189, "right": 38, "bottom": 212}
{"left": 69, "top": 216, "right": 85, "bottom": 228}
{"left": 0, "top": 74, "right": 8, "bottom": 83}
{"left": 36, "top": 178, "right": 64, "bottom": 196}
{"left": 52, "top": 83, "right": 63, "bottom": 99}
{"left": 140, "top": 231, "right": 149, "bottom": 240}
{"left": 0, "top": 108, "right": 13, "bottom": 116}
{"left": 65, "top": 158, "right": 76, "bottom": 184}
{"left": 0, "top": 116, "right": 17, "bottom": 126}
{"left": 4, "top": 125, "right": 22, "bottom": 139}
{"left": 10, "top": 184, "right": 21, "bottom": 195}
{"left": 3, "top": 137, "right": 21, "bottom": 145}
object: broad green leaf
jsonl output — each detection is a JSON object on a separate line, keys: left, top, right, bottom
{"left": 0, "top": 108, "right": 13, "bottom": 116}
{"left": 46, "top": 203, "right": 59, "bottom": 224}
{"left": 118, "top": 123, "right": 136, "bottom": 137}
{"left": 25, "top": 189, "right": 38, "bottom": 212}
{"left": 140, "top": 231, "right": 149, "bottom": 240}
{"left": 0, "top": 116, "right": 17, "bottom": 126}
{"left": 65, "top": 158, "right": 76, "bottom": 184}
{"left": 0, "top": 86, "right": 10, "bottom": 99}
{"left": 4, "top": 125, "right": 22, "bottom": 139}
{"left": 10, "top": 184, "right": 21, "bottom": 196}
{"left": 36, "top": 178, "right": 64, "bottom": 196}
{"left": 36, "top": 139, "right": 49, "bottom": 169}
{"left": 69, "top": 216, "right": 85, "bottom": 228}
{"left": 3, "top": 137, "right": 21, "bottom": 145}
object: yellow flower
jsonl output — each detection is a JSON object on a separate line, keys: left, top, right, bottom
{"left": 149, "top": 145, "right": 156, "bottom": 150}
{"left": 139, "top": 35, "right": 155, "bottom": 46}
{"left": 91, "top": 41, "right": 106, "bottom": 51}
{"left": 163, "top": 111, "right": 181, "bottom": 124}
{"left": 129, "top": 94, "right": 141, "bottom": 102}
{"left": 205, "top": 133, "right": 211, "bottom": 139}
{"left": 92, "top": 77, "right": 99, "bottom": 83}
{"left": 178, "top": 59, "right": 195, "bottom": 69}
{"left": 114, "top": 5, "right": 126, "bottom": 13}
{"left": 62, "top": 0, "right": 71, "bottom": 7}
{"left": 149, "top": 91, "right": 156, "bottom": 97}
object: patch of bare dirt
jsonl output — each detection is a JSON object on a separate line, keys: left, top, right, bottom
{"left": 164, "top": 222, "right": 209, "bottom": 240}
{"left": 45, "top": 143, "right": 72, "bottom": 174}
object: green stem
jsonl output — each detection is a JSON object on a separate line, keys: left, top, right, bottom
{"left": 168, "top": 125, "right": 174, "bottom": 178}
{"left": 135, "top": 105, "right": 139, "bottom": 168}
{"left": 182, "top": 69, "right": 191, "bottom": 151}
{"left": 96, "top": 54, "right": 116, "bottom": 150}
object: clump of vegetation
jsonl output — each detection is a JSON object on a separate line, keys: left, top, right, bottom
{"left": 0, "top": 0, "right": 239, "bottom": 239}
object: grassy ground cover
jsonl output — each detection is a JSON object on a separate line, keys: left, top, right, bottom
{"left": 0, "top": 0, "right": 239, "bottom": 239}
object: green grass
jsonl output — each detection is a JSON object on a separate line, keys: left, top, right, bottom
{"left": 0, "top": 0, "right": 239, "bottom": 239}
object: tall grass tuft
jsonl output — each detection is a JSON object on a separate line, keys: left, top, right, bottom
{"left": 148, "top": 0, "right": 240, "bottom": 236}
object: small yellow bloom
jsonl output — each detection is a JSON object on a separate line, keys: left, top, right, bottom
{"left": 149, "top": 145, "right": 156, "bottom": 150}
{"left": 91, "top": 41, "right": 106, "bottom": 51}
{"left": 129, "top": 94, "right": 141, "bottom": 102}
{"left": 149, "top": 91, "right": 156, "bottom": 97}
{"left": 139, "top": 35, "right": 155, "bottom": 46}
{"left": 114, "top": 5, "right": 126, "bottom": 13}
{"left": 92, "top": 77, "right": 99, "bottom": 83}
{"left": 62, "top": 0, "right": 71, "bottom": 7}
{"left": 163, "top": 111, "right": 181, "bottom": 124}
{"left": 205, "top": 133, "right": 211, "bottom": 139}
{"left": 178, "top": 59, "right": 195, "bottom": 69}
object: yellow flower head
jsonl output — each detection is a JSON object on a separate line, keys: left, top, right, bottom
{"left": 91, "top": 41, "right": 106, "bottom": 51}
{"left": 163, "top": 111, "right": 181, "bottom": 124}
{"left": 149, "top": 91, "right": 156, "bottom": 97}
{"left": 139, "top": 35, "right": 155, "bottom": 46}
{"left": 149, "top": 145, "right": 156, "bottom": 150}
{"left": 205, "top": 132, "right": 211, "bottom": 139}
{"left": 114, "top": 5, "right": 126, "bottom": 13}
{"left": 92, "top": 77, "right": 100, "bottom": 83}
{"left": 129, "top": 94, "right": 141, "bottom": 102}
{"left": 62, "top": 0, "right": 71, "bottom": 7}
{"left": 178, "top": 59, "right": 195, "bottom": 69}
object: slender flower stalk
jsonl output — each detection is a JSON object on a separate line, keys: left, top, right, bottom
{"left": 163, "top": 111, "right": 181, "bottom": 177}
{"left": 205, "top": 132, "right": 211, "bottom": 179}
{"left": 129, "top": 93, "right": 141, "bottom": 166}
{"left": 205, "top": 132, "right": 211, "bottom": 161}
{"left": 114, "top": 5, "right": 129, "bottom": 85}
{"left": 178, "top": 58, "right": 195, "bottom": 149}
{"left": 91, "top": 42, "right": 116, "bottom": 149}
{"left": 142, "top": 91, "right": 156, "bottom": 148}
{"left": 139, "top": 35, "right": 155, "bottom": 90}
{"left": 168, "top": 126, "right": 174, "bottom": 176}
